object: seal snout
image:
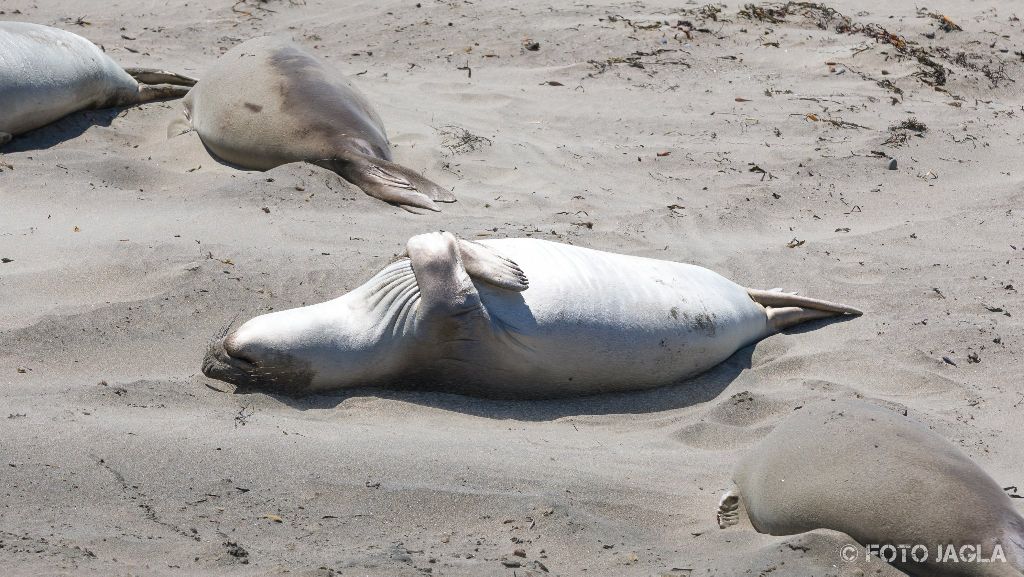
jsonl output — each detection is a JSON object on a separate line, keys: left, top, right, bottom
{"left": 201, "top": 328, "right": 316, "bottom": 395}
{"left": 201, "top": 336, "right": 257, "bottom": 390}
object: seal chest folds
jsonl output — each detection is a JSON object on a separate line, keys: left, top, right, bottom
{"left": 170, "top": 36, "right": 454, "bottom": 213}
{"left": 203, "top": 233, "right": 861, "bottom": 398}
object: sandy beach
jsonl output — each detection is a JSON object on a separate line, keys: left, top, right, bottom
{"left": 1, "top": 0, "right": 1022, "bottom": 575}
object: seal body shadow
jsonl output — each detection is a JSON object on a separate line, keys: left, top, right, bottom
{"left": 172, "top": 36, "right": 453, "bottom": 213}
{"left": 0, "top": 22, "right": 195, "bottom": 143}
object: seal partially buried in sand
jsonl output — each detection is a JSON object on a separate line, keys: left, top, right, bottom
{"left": 718, "top": 400, "right": 1024, "bottom": 577}
{"left": 0, "top": 22, "right": 196, "bottom": 145}
{"left": 168, "top": 37, "right": 453, "bottom": 213}
{"left": 203, "top": 232, "right": 861, "bottom": 398}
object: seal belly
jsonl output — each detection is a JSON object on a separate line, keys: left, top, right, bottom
{"left": 471, "top": 239, "right": 767, "bottom": 395}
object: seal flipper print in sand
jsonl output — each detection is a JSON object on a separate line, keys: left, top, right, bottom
{"left": 169, "top": 36, "right": 454, "bottom": 213}
{"left": 203, "top": 233, "right": 861, "bottom": 398}
{"left": 718, "top": 400, "right": 1024, "bottom": 577}
{"left": 0, "top": 22, "right": 196, "bottom": 143}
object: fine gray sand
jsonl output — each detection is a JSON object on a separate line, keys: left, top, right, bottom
{"left": 1, "top": 1, "right": 1022, "bottom": 575}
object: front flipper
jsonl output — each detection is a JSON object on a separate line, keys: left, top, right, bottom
{"left": 0, "top": 132, "right": 11, "bottom": 147}
{"left": 406, "top": 232, "right": 491, "bottom": 389}
{"left": 167, "top": 92, "right": 194, "bottom": 138}
{"left": 457, "top": 239, "right": 528, "bottom": 292}
{"left": 406, "top": 232, "right": 482, "bottom": 319}
{"left": 124, "top": 67, "right": 198, "bottom": 87}
{"left": 717, "top": 487, "right": 743, "bottom": 529}
{"left": 315, "top": 151, "right": 455, "bottom": 213}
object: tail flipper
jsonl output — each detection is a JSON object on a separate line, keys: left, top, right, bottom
{"left": 124, "top": 67, "right": 197, "bottom": 87}
{"left": 315, "top": 151, "right": 455, "bottom": 214}
{"left": 747, "top": 288, "right": 862, "bottom": 332}
{"left": 134, "top": 84, "right": 192, "bottom": 104}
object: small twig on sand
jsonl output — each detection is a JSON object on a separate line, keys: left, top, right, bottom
{"left": 234, "top": 404, "right": 254, "bottom": 427}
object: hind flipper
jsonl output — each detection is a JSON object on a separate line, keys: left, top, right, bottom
{"left": 317, "top": 151, "right": 454, "bottom": 213}
{"left": 0, "top": 132, "right": 11, "bottom": 147}
{"left": 457, "top": 239, "right": 528, "bottom": 292}
{"left": 765, "top": 307, "right": 842, "bottom": 331}
{"left": 124, "top": 67, "right": 197, "bottom": 86}
{"left": 748, "top": 288, "right": 861, "bottom": 332}
{"left": 747, "top": 288, "right": 862, "bottom": 316}
{"left": 135, "top": 84, "right": 192, "bottom": 103}
{"left": 717, "top": 488, "right": 743, "bottom": 529}
{"left": 749, "top": 289, "right": 860, "bottom": 334}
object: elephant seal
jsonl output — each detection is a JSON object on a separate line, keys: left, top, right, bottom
{"left": 0, "top": 21, "right": 196, "bottom": 145}
{"left": 718, "top": 400, "right": 1024, "bottom": 577}
{"left": 202, "top": 233, "right": 861, "bottom": 398}
{"left": 169, "top": 37, "right": 453, "bottom": 213}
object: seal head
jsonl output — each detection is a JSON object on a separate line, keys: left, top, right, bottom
{"left": 202, "top": 259, "right": 423, "bottom": 395}
{"left": 202, "top": 318, "right": 316, "bottom": 395}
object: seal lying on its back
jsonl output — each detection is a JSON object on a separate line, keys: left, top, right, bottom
{"left": 169, "top": 37, "right": 453, "bottom": 213}
{"left": 0, "top": 22, "right": 196, "bottom": 145}
{"left": 718, "top": 400, "right": 1024, "bottom": 577}
{"left": 202, "top": 232, "right": 861, "bottom": 398}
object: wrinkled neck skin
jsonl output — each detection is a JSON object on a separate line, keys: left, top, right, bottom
{"left": 312, "top": 258, "right": 423, "bottom": 391}
{"left": 264, "top": 259, "right": 424, "bottom": 394}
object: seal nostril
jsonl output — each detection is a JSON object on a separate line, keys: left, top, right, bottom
{"left": 230, "top": 351, "right": 257, "bottom": 366}
{"left": 223, "top": 346, "right": 256, "bottom": 366}
{"left": 221, "top": 336, "right": 257, "bottom": 366}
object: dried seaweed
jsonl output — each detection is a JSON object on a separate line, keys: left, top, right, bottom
{"left": 919, "top": 9, "right": 963, "bottom": 32}
{"left": 736, "top": 2, "right": 950, "bottom": 88}
{"left": 883, "top": 118, "right": 927, "bottom": 146}
{"left": 936, "top": 47, "right": 1014, "bottom": 88}
{"left": 738, "top": 4, "right": 788, "bottom": 23}
{"left": 698, "top": 4, "right": 725, "bottom": 22}
{"left": 587, "top": 49, "right": 689, "bottom": 76}
{"left": 436, "top": 125, "right": 492, "bottom": 156}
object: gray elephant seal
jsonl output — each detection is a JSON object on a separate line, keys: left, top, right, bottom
{"left": 0, "top": 22, "right": 196, "bottom": 145}
{"left": 169, "top": 37, "right": 453, "bottom": 213}
{"left": 202, "top": 233, "right": 860, "bottom": 398}
{"left": 718, "top": 400, "right": 1024, "bottom": 577}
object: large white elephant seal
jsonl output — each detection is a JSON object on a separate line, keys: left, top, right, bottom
{"left": 0, "top": 21, "right": 196, "bottom": 145}
{"left": 718, "top": 400, "right": 1024, "bottom": 577}
{"left": 202, "top": 233, "right": 861, "bottom": 398}
{"left": 168, "top": 37, "right": 453, "bottom": 213}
